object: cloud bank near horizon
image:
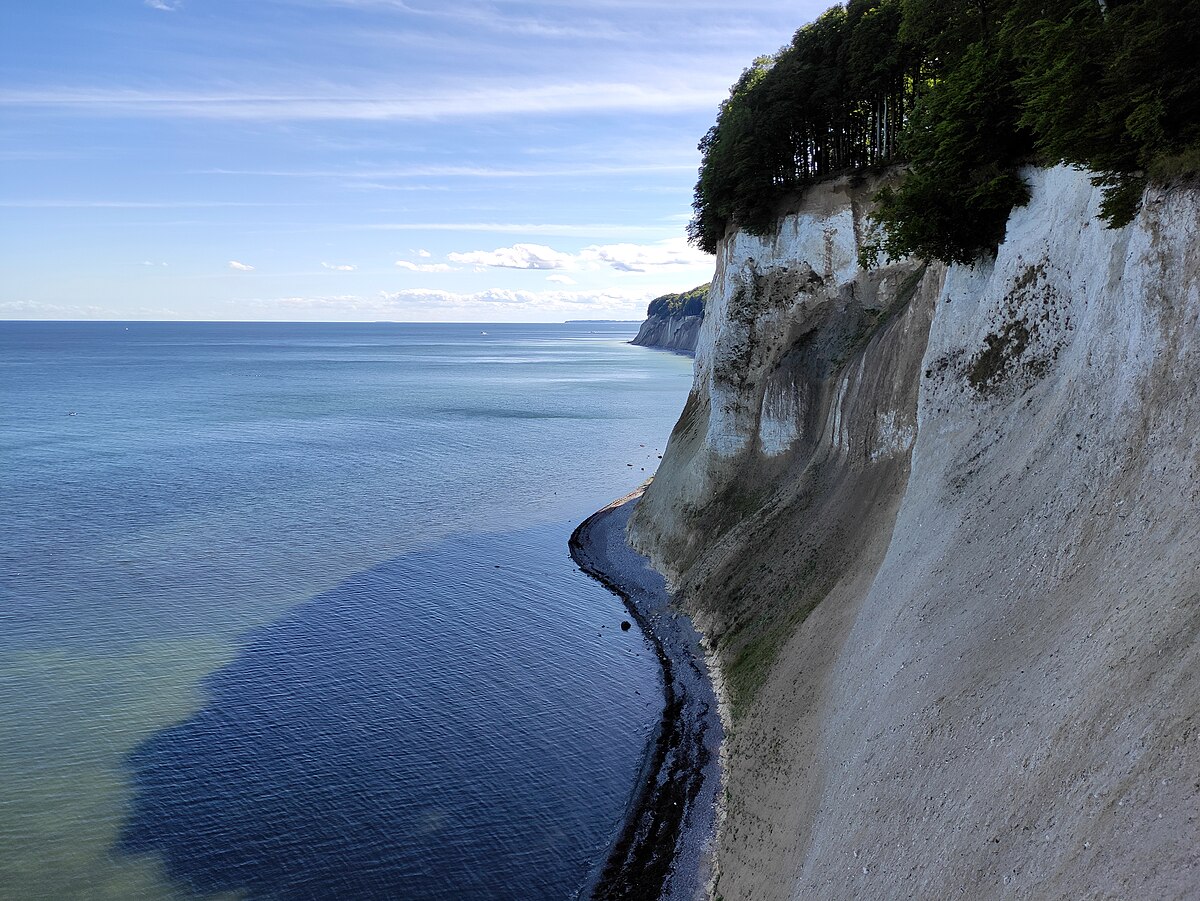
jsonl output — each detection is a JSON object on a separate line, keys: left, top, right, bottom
{"left": 1, "top": 0, "right": 825, "bottom": 320}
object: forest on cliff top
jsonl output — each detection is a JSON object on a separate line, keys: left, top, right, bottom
{"left": 689, "top": 0, "right": 1200, "bottom": 264}
{"left": 646, "top": 285, "right": 708, "bottom": 319}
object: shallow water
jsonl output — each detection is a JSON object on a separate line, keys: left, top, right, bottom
{"left": 0, "top": 321, "right": 693, "bottom": 900}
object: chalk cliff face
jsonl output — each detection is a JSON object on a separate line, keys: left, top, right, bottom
{"left": 631, "top": 312, "right": 704, "bottom": 354}
{"left": 630, "top": 166, "right": 1200, "bottom": 900}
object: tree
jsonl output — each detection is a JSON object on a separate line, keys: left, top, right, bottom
{"left": 689, "top": 0, "right": 1198, "bottom": 263}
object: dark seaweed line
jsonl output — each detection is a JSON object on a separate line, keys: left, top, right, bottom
{"left": 569, "top": 502, "right": 713, "bottom": 901}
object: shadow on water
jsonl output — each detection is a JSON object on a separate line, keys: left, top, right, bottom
{"left": 116, "top": 524, "right": 661, "bottom": 901}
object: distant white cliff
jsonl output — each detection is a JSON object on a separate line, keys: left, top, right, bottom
{"left": 631, "top": 285, "right": 708, "bottom": 354}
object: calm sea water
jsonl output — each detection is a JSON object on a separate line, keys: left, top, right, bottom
{"left": 0, "top": 321, "right": 694, "bottom": 901}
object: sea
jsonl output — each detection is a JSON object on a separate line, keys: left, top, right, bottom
{"left": 0, "top": 321, "right": 695, "bottom": 901}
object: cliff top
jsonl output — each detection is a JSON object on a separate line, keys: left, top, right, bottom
{"left": 646, "top": 284, "right": 708, "bottom": 319}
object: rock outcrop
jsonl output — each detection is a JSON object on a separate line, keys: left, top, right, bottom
{"left": 630, "top": 166, "right": 1200, "bottom": 900}
{"left": 631, "top": 285, "right": 708, "bottom": 354}
{"left": 631, "top": 313, "right": 704, "bottom": 354}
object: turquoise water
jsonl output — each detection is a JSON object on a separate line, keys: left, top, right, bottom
{"left": 0, "top": 321, "right": 693, "bottom": 900}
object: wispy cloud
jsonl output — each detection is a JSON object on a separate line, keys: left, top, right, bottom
{"left": 294, "top": 0, "right": 797, "bottom": 11}
{"left": 0, "top": 80, "right": 727, "bottom": 120}
{"left": 0, "top": 300, "right": 115, "bottom": 318}
{"left": 358, "top": 222, "right": 679, "bottom": 238}
{"left": 201, "top": 162, "right": 695, "bottom": 180}
{"left": 395, "top": 260, "right": 455, "bottom": 273}
{"left": 446, "top": 237, "right": 710, "bottom": 273}
{"left": 547, "top": 274, "right": 576, "bottom": 285}
{"left": 321, "top": 261, "right": 357, "bottom": 271}
{"left": 386, "top": 286, "right": 648, "bottom": 313}
{"left": 144, "top": 0, "right": 182, "bottom": 10}
{"left": 0, "top": 200, "right": 287, "bottom": 208}
{"left": 338, "top": 181, "right": 451, "bottom": 193}
{"left": 228, "top": 260, "right": 255, "bottom": 271}
{"left": 0, "top": 150, "right": 82, "bottom": 161}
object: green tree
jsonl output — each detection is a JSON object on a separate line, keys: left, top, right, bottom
{"left": 863, "top": 0, "right": 1034, "bottom": 264}
{"left": 689, "top": 0, "right": 1197, "bottom": 264}
{"left": 1014, "top": 0, "right": 1200, "bottom": 224}
{"left": 688, "top": 57, "right": 775, "bottom": 253}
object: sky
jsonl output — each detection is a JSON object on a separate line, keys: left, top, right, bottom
{"left": 1, "top": 1, "right": 829, "bottom": 322}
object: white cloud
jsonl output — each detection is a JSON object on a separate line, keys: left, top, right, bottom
{"left": 322, "top": 261, "right": 357, "bottom": 271}
{"left": 395, "top": 260, "right": 455, "bottom": 273}
{"left": 144, "top": 0, "right": 181, "bottom": 10}
{"left": 381, "top": 287, "right": 649, "bottom": 315}
{"left": 383, "top": 286, "right": 650, "bottom": 317}
{"left": 200, "top": 162, "right": 695, "bottom": 180}
{"left": 581, "top": 236, "right": 709, "bottom": 272}
{"left": 360, "top": 222, "right": 677, "bottom": 238}
{"left": 547, "top": 274, "right": 576, "bottom": 285}
{"left": 417, "top": 249, "right": 432, "bottom": 258}
{"left": 253, "top": 286, "right": 653, "bottom": 319}
{"left": 0, "top": 200, "right": 279, "bottom": 208}
{"left": 0, "top": 300, "right": 114, "bottom": 318}
{"left": 141, "top": 260, "right": 169, "bottom": 267}
{"left": 444, "top": 237, "right": 711, "bottom": 274}
{"left": 447, "top": 243, "right": 572, "bottom": 270}
{"left": 228, "top": 260, "right": 255, "bottom": 271}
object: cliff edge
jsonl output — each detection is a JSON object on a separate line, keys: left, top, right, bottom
{"left": 630, "top": 166, "right": 1200, "bottom": 900}
{"left": 632, "top": 285, "right": 708, "bottom": 354}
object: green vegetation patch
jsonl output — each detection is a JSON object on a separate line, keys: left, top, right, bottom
{"left": 723, "top": 557, "right": 834, "bottom": 715}
{"left": 690, "top": 0, "right": 1200, "bottom": 264}
{"left": 646, "top": 284, "right": 709, "bottom": 319}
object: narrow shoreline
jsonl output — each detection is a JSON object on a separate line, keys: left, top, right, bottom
{"left": 569, "top": 488, "right": 723, "bottom": 901}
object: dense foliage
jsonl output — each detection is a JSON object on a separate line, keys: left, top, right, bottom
{"left": 688, "top": 0, "right": 1200, "bottom": 264}
{"left": 646, "top": 284, "right": 708, "bottom": 318}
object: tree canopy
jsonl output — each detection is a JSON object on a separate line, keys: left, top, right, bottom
{"left": 688, "top": 0, "right": 1200, "bottom": 264}
{"left": 647, "top": 284, "right": 708, "bottom": 319}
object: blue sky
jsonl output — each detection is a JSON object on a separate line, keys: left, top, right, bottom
{"left": 2, "top": 0, "right": 828, "bottom": 321}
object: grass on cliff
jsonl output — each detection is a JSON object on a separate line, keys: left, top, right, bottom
{"left": 723, "top": 557, "right": 834, "bottom": 714}
{"left": 686, "top": 479, "right": 844, "bottom": 717}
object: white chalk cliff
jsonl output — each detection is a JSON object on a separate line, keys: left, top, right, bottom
{"left": 632, "top": 312, "right": 704, "bottom": 354}
{"left": 630, "top": 166, "right": 1200, "bottom": 900}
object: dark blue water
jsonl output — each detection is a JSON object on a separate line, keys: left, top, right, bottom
{"left": 0, "top": 321, "right": 693, "bottom": 901}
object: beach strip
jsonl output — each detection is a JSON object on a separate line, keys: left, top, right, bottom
{"left": 570, "top": 488, "right": 723, "bottom": 901}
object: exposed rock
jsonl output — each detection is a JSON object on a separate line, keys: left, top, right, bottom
{"left": 631, "top": 284, "right": 709, "bottom": 354}
{"left": 631, "top": 313, "right": 704, "bottom": 354}
{"left": 630, "top": 166, "right": 1200, "bottom": 900}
